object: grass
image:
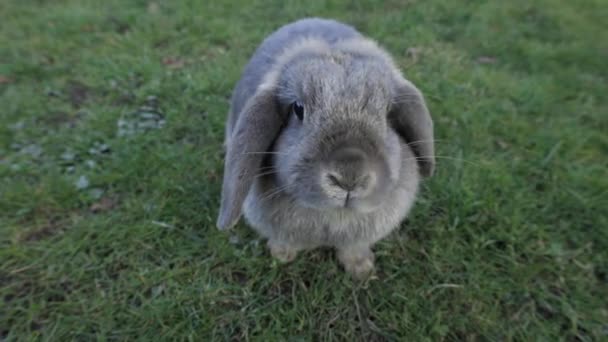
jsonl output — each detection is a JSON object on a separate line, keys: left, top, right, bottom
{"left": 1, "top": 0, "right": 607, "bottom": 340}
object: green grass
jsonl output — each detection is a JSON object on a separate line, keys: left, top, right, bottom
{"left": 1, "top": 0, "right": 607, "bottom": 340}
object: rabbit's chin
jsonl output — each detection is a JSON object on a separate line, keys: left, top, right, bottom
{"left": 294, "top": 195, "right": 382, "bottom": 214}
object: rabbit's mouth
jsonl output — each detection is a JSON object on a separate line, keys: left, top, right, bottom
{"left": 343, "top": 196, "right": 381, "bottom": 213}
{"left": 291, "top": 181, "right": 386, "bottom": 213}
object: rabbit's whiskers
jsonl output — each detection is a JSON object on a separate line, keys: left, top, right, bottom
{"left": 260, "top": 184, "right": 294, "bottom": 201}
{"left": 406, "top": 139, "right": 444, "bottom": 147}
{"left": 243, "top": 151, "right": 288, "bottom": 155}
{"left": 254, "top": 169, "right": 279, "bottom": 178}
{"left": 402, "top": 155, "right": 481, "bottom": 167}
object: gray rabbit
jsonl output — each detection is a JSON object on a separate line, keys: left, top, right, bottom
{"left": 217, "top": 18, "right": 435, "bottom": 278}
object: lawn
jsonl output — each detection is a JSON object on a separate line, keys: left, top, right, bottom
{"left": 1, "top": 0, "right": 607, "bottom": 340}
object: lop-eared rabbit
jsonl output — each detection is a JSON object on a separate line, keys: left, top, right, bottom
{"left": 217, "top": 18, "right": 435, "bottom": 278}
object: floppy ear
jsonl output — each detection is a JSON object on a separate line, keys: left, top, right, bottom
{"left": 388, "top": 77, "right": 435, "bottom": 177}
{"left": 216, "top": 87, "right": 283, "bottom": 230}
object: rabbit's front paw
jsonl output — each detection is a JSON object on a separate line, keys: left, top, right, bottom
{"left": 268, "top": 240, "right": 298, "bottom": 263}
{"left": 338, "top": 246, "right": 375, "bottom": 280}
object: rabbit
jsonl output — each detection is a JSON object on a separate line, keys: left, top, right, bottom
{"left": 217, "top": 18, "right": 435, "bottom": 278}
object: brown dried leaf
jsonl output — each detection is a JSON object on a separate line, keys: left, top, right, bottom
{"left": 22, "top": 220, "right": 61, "bottom": 242}
{"left": 81, "top": 24, "right": 94, "bottom": 32}
{"left": 0, "top": 75, "right": 13, "bottom": 84}
{"left": 66, "top": 81, "right": 90, "bottom": 108}
{"left": 476, "top": 56, "right": 497, "bottom": 64}
{"left": 90, "top": 196, "right": 117, "bottom": 213}
{"left": 162, "top": 57, "right": 185, "bottom": 69}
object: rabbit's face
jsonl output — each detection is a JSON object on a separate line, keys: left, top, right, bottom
{"left": 271, "top": 54, "right": 403, "bottom": 212}
{"left": 217, "top": 36, "right": 433, "bottom": 230}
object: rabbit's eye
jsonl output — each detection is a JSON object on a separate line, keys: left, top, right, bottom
{"left": 291, "top": 101, "right": 304, "bottom": 121}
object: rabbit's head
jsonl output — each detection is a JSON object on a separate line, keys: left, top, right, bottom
{"left": 217, "top": 38, "right": 434, "bottom": 230}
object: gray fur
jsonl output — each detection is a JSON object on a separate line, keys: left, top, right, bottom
{"left": 217, "top": 18, "right": 435, "bottom": 277}
{"left": 226, "top": 18, "right": 362, "bottom": 142}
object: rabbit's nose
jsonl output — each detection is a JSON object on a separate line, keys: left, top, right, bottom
{"left": 325, "top": 171, "right": 372, "bottom": 192}
{"left": 324, "top": 147, "right": 376, "bottom": 193}
{"left": 331, "top": 147, "right": 366, "bottom": 166}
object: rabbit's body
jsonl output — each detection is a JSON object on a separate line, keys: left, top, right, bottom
{"left": 218, "top": 18, "right": 435, "bottom": 278}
